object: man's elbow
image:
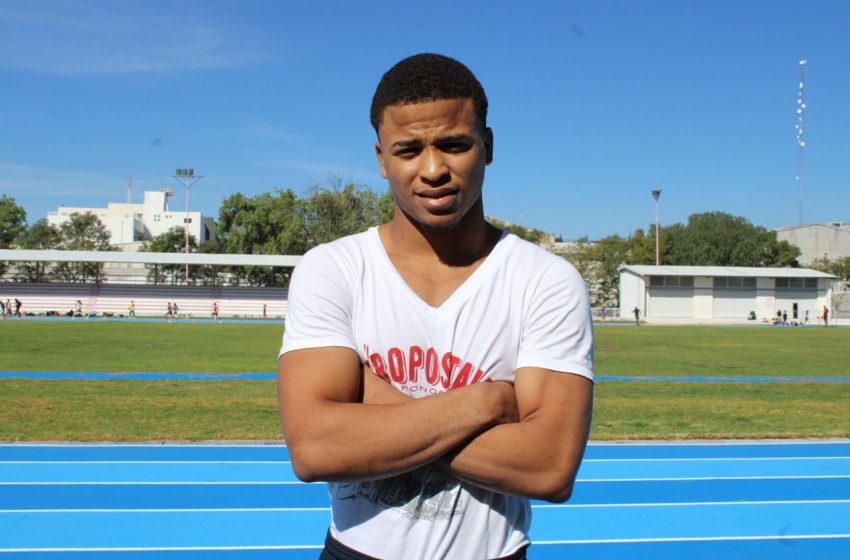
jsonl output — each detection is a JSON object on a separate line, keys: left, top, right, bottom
{"left": 285, "top": 433, "right": 330, "bottom": 483}
{"left": 531, "top": 470, "right": 577, "bottom": 503}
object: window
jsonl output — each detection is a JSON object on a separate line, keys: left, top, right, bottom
{"left": 715, "top": 277, "right": 756, "bottom": 289}
{"left": 776, "top": 277, "right": 818, "bottom": 289}
{"left": 651, "top": 276, "right": 694, "bottom": 287}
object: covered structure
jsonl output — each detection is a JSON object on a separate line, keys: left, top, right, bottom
{"left": 619, "top": 265, "right": 836, "bottom": 324}
{"left": 0, "top": 249, "right": 301, "bottom": 319}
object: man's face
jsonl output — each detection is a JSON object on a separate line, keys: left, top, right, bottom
{"left": 375, "top": 98, "right": 493, "bottom": 232}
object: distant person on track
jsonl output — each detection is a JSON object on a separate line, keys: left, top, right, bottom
{"left": 277, "top": 53, "right": 594, "bottom": 560}
{"left": 633, "top": 306, "right": 641, "bottom": 325}
{"left": 14, "top": 298, "right": 22, "bottom": 317}
{"left": 600, "top": 306, "right": 607, "bottom": 322}
{"left": 212, "top": 302, "right": 220, "bottom": 323}
{"left": 128, "top": 301, "right": 136, "bottom": 318}
{"left": 823, "top": 305, "right": 829, "bottom": 327}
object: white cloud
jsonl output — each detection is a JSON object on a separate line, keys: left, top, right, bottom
{"left": 0, "top": 0, "right": 266, "bottom": 75}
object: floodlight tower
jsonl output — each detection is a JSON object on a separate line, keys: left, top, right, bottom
{"left": 174, "top": 168, "right": 203, "bottom": 284}
{"left": 796, "top": 58, "right": 807, "bottom": 225}
{"left": 651, "top": 188, "right": 662, "bottom": 266}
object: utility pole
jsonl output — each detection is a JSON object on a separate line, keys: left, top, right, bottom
{"left": 174, "top": 168, "right": 203, "bottom": 285}
{"left": 796, "top": 58, "right": 807, "bottom": 225}
{"left": 651, "top": 188, "right": 662, "bottom": 266}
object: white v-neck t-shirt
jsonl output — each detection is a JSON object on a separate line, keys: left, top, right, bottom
{"left": 281, "top": 227, "right": 593, "bottom": 560}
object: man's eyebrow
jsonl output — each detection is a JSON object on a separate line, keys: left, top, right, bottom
{"left": 435, "top": 134, "right": 475, "bottom": 143}
{"left": 390, "top": 139, "right": 422, "bottom": 149}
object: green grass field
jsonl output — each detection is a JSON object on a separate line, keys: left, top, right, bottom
{"left": 1, "top": 321, "right": 848, "bottom": 441}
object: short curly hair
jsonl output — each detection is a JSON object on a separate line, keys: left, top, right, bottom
{"left": 370, "top": 53, "right": 488, "bottom": 134}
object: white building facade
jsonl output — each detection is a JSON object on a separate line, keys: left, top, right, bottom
{"left": 47, "top": 190, "right": 216, "bottom": 248}
{"left": 619, "top": 265, "right": 836, "bottom": 324}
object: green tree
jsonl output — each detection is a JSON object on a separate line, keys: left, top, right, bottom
{"left": 810, "top": 255, "right": 850, "bottom": 281}
{"left": 15, "top": 220, "right": 61, "bottom": 282}
{"left": 52, "top": 212, "right": 115, "bottom": 283}
{"left": 0, "top": 194, "right": 27, "bottom": 247}
{"left": 0, "top": 194, "right": 28, "bottom": 277}
{"left": 663, "top": 212, "right": 800, "bottom": 267}
{"left": 486, "top": 217, "right": 552, "bottom": 244}
{"left": 302, "top": 181, "right": 394, "bottom": 247}
{"left": 140, "top": 227, "right": 198, "bottom": 285}
{"left": 217, "top": 181, "right": 393, "bottom": 286}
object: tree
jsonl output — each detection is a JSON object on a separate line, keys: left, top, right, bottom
{"left": 0, "top": 194, "right": 27, "bottom": 247}
{"left": 0, "top": 194, "right": 27, "bottom": 277}
{"left": 52, "top": 212, "right": 115, "bottom": 283}
{"left": 662, "top": 212, "right": 800, "bottom": 267}
{"left": 140, "top": 227, "right": 198, "bottom": 285}
{"left": 486, "top": 217, "right": 552, "bottom": 244}
{"left": 216, "top": 181, "right": 393, "bottom": 286}
{"left": 810, "top": 255, "right": 850, "bottom": 282}
{"left": 15, "top": 220, "right": 61, "bottom": 282}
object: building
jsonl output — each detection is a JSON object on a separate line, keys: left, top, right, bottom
{"left": 775, "top": 222, "right": 850, "bottom": 265}
{"left": 619, "top": 265, "right": 836, "bottom": 323}
{"left": 47, "top": 190, "right": 216, "bottom": 248}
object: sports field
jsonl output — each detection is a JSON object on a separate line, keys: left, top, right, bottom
{"left": 1, "top": 320, "right": 849, "bottom": 441}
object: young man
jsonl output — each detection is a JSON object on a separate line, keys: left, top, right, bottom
{"left": 278, "top": 53, "right": 594, "bottom": 560}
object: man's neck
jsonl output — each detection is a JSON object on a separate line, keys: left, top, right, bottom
{"left": 381, "top": 205, "right": 499, "bottom": 268}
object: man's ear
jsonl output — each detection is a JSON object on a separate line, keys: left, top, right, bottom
{"left": 484, "top": 127, "right": 494, "bottom": 165}
{"left": 375, "top": 140, "right": 388, "bottom": 179}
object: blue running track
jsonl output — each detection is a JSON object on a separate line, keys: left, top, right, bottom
{"left": 1, "top": 442, "right": 849, "bottom": 559}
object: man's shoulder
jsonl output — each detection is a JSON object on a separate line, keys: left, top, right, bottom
{"left": 498, "top": 233, "right": 582, "bottom": 281}
{"left": 301, "top": 228, "right": 377, "bottom": 263}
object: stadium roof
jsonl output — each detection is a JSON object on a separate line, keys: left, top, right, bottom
{"left": 619, "top": 264, "right": 836, "bottom": 279}
{"left": 0, "top": 249, "right": 301, "bottom": 267}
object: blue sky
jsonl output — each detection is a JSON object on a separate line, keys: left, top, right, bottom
{"left": 1, "top": 0, "right": 849, "bottom": 241}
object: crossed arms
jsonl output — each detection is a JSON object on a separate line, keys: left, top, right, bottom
{"left": 277, "top": 346, "right": 593, "bottom": 503}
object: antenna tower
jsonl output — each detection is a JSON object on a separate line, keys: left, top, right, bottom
{"left": 795, "top": 58, "right": 807, "bottom": 225}
{"left": 127, "top": 174, "right": 133, "bottom": 204}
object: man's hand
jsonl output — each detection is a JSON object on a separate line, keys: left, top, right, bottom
{"left": 360, "top": 366, "right": 519, "bottom": 428}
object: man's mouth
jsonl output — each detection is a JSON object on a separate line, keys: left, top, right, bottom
{"left": 417, "top": 188, "right": 459, "bottom": 210}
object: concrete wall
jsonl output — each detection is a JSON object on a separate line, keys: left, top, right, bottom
{"left": 776, "top": 224, "right": 850, "bottom": 265}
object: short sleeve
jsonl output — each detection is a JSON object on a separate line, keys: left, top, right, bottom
{"left": 515, "top": 258, "right": 594, "bottom": 380}
{"left": 279, "top": 245, "right": 358, "bottom": 357}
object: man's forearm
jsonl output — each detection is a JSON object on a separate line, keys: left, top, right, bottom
{"left": 279, "top": 355, "right": 518, "bottom": 484}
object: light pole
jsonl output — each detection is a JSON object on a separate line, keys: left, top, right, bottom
{"left": 796, "top": 58, "right": 807, "bottom": 225}
{"left": 651, "top": 188, "right": 662, "bottom": 266}
{"left": 174, "top": 168, "right": 203, "bottom": 284}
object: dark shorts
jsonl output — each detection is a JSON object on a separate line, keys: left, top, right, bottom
{"left": 319, "top": 531, "right": 528, "bottom": 560}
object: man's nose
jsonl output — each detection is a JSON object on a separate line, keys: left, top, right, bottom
{"left": 420, "top": 148, "right": 450, "bottom": 185}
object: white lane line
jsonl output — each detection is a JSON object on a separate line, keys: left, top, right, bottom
{"left": 579, "top": 475, "right": 850, "bottom": 482}
{"left": 583, "top": 456, "right": 850, "bottom": 462}
{"left": 0, "top": 507, "right": 330, "bottom": 513}
{"left": 0, "top": 461, "right": 292, "bottom": 464}
{"left": 4, "top": 499, "right": 850, "bottom": 514}
{"left": 534, "top": 534, "right": 850, "bottom": 545}
{"left": 3, "top": 534, "right": 849, "bottom": 552}
{"left": 0, "top": 481, "right": 309, "bottom": 485}
{"left": 587, "top": 441, "right": 850, "bottom": 446}
{"left": 0, "top": 546, "right": 322, "bottom": 552}
{"left": 3, "top": 474, "right": 850, "bottom": 485}
{"left": 533, "top": 499, "right": 850, "bottom": 509}
{"left": 4, "top": 457, "right": 848, "bottom": 465}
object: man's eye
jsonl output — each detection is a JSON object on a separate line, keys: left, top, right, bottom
{"left": 440, "top": 142, "right": 470, "bottom": 152}
{"left": 394, "top": 148, "right": 420, "bottom": 158}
